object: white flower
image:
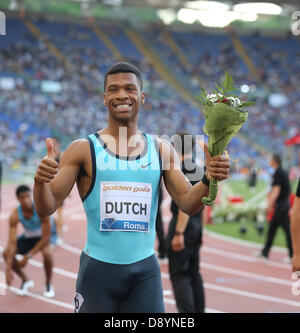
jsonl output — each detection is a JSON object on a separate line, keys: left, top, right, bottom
{"left": 227, "top": 96, "right": 242, "bottom": 108}
{"left": 206, "top": 93, "right": 220, "bottom": 103}
{"left": 206, "top": 93, "right": 242, "bottom": 108}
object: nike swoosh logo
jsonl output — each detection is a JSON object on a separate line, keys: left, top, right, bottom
{"left": 141, "top": 162, "right": 152, "bottom": 169}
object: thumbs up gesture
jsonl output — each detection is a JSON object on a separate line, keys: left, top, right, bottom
{"left": 46, "top": 137, "right": 55, "bottom": 160}
{"left": 34, "top": 138, "right": 59, "bottom": 184}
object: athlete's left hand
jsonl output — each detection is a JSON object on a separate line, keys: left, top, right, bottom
{"left": 199, "top": 140, "right": 230, "bottom": 181}
{"left": 207, "top": 156, "right": 230, "bottom": 181}
{"left": 18, "top": 256, "right": 29, "bottom": 268}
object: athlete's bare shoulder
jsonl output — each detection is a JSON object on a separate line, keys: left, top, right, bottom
{"left": 66, "top": 138, "right": 89, "bottom": 150}
{"left": 59, "top": 138, "right": 90, "bottom": 166}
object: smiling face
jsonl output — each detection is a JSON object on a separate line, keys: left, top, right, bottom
{"left": 103, "top": 72, "right": 145, "bottom": 123}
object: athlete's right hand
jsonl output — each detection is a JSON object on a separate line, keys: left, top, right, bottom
{"left": 34, "top": 138, "right": 59, "bottom": 184}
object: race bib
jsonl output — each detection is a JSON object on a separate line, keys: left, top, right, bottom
{"left": 100, "top": 181, "right": 152, "bottom": 233}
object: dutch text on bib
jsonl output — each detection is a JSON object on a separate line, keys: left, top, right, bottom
{"left": 100, "top": 181, "right": 152, "bottom": 233}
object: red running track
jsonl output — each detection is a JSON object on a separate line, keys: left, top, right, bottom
{"left": 0, "top": 184, "right": 299, "bottom": 313}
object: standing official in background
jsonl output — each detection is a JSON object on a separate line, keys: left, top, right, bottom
{"left": 166, "top": 133, "right": 206, "bottom": 313}
{"left": 260, "top": 154, "right": 293, "bottom": 261}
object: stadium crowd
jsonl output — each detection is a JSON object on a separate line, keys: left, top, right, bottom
{"left": 0, "top": 18, "right": 299, "bottom": 171}
{"left": 146, "top": 26, "right": 300, "bottom": 156}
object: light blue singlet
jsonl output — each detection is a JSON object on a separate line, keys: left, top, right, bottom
{"left": 82, "top": 132, "right": 162, "bottom": 264}
{"left": 18, "top": 203, "right": 57, "bottom": 245}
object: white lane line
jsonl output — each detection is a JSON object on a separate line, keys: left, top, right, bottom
{"left": 4, "top": 243, "right": 296, "bottom": 310}
{"left": 0, "top": 283, "right": 73, "bottom": 310}
{"left": 15, "top": 254, "right": 78, "bottom": 280}
{"left": 205, "top": 308, "right": 225, "bottom": 313}
{"left": 203, "top": 246, "right": 289, "bottom": 269}
{"left": 0, "top": 245, "right": 226, "bottom": 313}
{"left": 163, "top": 297, "right": 224, "bottom": 313}
{"left": 5, "top": 241, "right": 290, "bottom": 285}
{"left": 70, "top": 213, "right": 86, "bottom": 220}
{"left": 0, "top": 212, "right": 11, "bottom": 220}
{"left": 27, "top": 242, "right": 291, "bottom": 284}
{"left": 161, "top": 197, "right": 172, "bottom": 209}
{"left": 204, "top": 229, "right": 287, "bottom": 254}
{"left": 201, "top": 262, "right": 292, "bottom": 287}
{"left": 2, "top": 261, "right": 225, "bottom": 313}
{"left": 161, "top": 271, "right": 300, "bottom": 308}
{"left": 0, "top": 247, "right": 78, "bottom": 279}
{"left": 59, "top": 242, "right": 82, "bottom": 255}
{"left": 10, "top": 248, "right": 229, "bottom": 313}
{"left": 163, "top": 297, "right": 175, "bottom": 305}
{"left": 204, "top": 282, "right": 300, "bottom": 308}
{"left": 63, "top": 204, "right": 84, "bottom": 215}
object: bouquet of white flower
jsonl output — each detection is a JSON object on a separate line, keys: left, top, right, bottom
{"left": 197, "top": 72, "right": 254, "bottom": 206}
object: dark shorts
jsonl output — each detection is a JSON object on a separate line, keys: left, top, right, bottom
{"left": 75, "top": 251, "right": 165, "bottom": 313}
{"left": 17, "top": 236, "right": 41, "bottom": 255}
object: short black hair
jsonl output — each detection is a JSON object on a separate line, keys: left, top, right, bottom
{"left": 16, "top": 185, "right": 31, "bottom": 198}
{"left": 104, "top": 62, "right": 143, "bottom": 91}
{"left": 173, "top": 132, "right": 195, "bottom": 156}
{"left": 272, "top": 153, "right": 282, "bottom": 166}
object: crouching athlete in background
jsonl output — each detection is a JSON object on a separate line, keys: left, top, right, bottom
{"left": 4, "top": 185, "right": 57, "bottom": 297}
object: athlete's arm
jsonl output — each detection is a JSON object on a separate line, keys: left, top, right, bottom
{"left": 18, "top": 216, "right": 51, "bottom": 268}
{"left": 160, "top": 139, "right": 229, "bottom": 216}
{"left": 291, "top": 195, "right": 300, "bottom": 273}
{"left": 34, "top": 138, "right": 89, "bottom": 217}
{"left": 4, "top": 209, "right": 18, "bottom": 285}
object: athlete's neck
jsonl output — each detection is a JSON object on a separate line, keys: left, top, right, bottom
{"left": 99, "top": 122, "right": 144, "bottom": 157}
{"left": 105, "top": 119, "right": 139, "bottom": 139}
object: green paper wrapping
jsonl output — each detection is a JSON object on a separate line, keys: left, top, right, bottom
{"left": 202, "top": 103, "right": 248, "bottom": 206}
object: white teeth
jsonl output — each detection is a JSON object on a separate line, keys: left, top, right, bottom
{"left": 116, "top": 104, "right": 130, "bottom": 110}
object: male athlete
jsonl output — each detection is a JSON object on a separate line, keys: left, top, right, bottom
{"left": 33, "top": 62, "right": 230, "bottom": 313}
{"left": 4, "top": 185, "right": 57, "bottom": 297}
